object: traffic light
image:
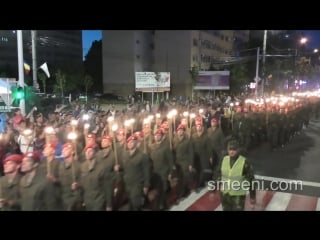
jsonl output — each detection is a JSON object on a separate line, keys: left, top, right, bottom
{"left": 11, "top": 86, "right": 25, "bottom": 106}
{"left": 15, "top": 87, "right": 25, "bottom": 100}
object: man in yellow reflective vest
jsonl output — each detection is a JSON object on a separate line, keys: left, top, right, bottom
{"left": 210, "top": 140, "right": 256, "bottom": 210}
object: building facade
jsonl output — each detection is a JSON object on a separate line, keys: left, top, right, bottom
{"left": 102, "top": 30, "right": 249, "bottom": 98}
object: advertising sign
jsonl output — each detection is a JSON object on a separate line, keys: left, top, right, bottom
{"left": 194, "top": 71, "right": 230, "bottom": 90}
{"left": 135, "top": 72, "right": 170, "bottom": 92}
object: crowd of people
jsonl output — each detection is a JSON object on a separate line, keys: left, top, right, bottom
{"left": 0, "top": 91, "right": 319, "bottom": 210}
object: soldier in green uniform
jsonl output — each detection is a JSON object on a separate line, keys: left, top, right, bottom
{"left": 80, "top": 143, "right": 109, "bottom": 211}
{"left": 173, "top": 124, "right": 194, "bottom": 198}
{"left": 122, "top": 135, "right": 151, "bottom": 210}
{"left": 19, "top": 151, "right": 47, "bottom": 210}
{"left": 149, "top": 128, "right": 174, "bottom": 209}
{"left": 60, "top": 143, "right": 83, "bottom": 211}
{"left": 211, "top": 140, "right": 256, "bottom": 211}
{"left": 207, "top": 117, "right": 225, "bottom": 167}
{"left": 41, "top": 142, "right": 63, "bottom": 210}
{"left": 0, "top": 154, "right": 23, "bottom": 210}
{"left": 96, "top": 135, "right": 118, "bottom": 211}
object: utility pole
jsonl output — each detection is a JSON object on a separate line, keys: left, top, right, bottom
{"left": 255, "top": 47, "right": 260, "bottom": 97}
{"left": 31, "top": 30, "right": 38, "bottom": 90}
{"left": 261, "top": 30, "right": 267, "bottom": 96}
{"left": 17, "top": 30, "right": 26, "bottom": 115}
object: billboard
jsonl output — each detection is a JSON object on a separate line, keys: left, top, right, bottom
{"left": 135, "top": 72, "right": 170, "bottom": 92}
{"left": 194, "top": 71, "right": 230, "bottom": 90}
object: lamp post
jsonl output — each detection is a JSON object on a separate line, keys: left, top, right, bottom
{"left": 261, "top": 30, "right": 267, "bottom": 96}
{"left": 31, "top": 30, "right": 39, "bottom": 90}
{"left": 293, "top": 36, "right": 308, "bottom": 90}
{"left": 17, "top": 30, "right": 26, "bottom": 115}
{"left": 255, "top": 47, "right": 260, "bottom": 97}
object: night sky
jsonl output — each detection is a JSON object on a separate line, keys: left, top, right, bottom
{"left": 81, "top": 30, "right": 320, "bottom": 60}
{"left": 299, "top": 30, "right": 320, "bottom": 49}
{"left": 82, "top": 30, "right": 102, "bottom": 59}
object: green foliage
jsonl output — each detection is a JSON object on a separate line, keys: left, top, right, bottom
{"left": 229, "top": 63, "right": 249, "bottom": 93}
{"left": 54, "top": 69, "right": 66, "bottom": 97}
{"left": 84, "top": 40, "right": 102, "bottom": 93}
{"left": 38, "top": 72, "right": 47, "bottom": 93}
{"left": 84, "top": 74, "right": 93, "bottom": 93}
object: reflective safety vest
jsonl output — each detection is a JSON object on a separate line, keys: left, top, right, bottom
{"left": 221, "top": 155, "right": 248, "bottom": 196}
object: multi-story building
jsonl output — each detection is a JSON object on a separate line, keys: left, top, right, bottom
{"left": 0, "top": 30, "right": 82, "bottom": 79}
{"left": 102, "top": 30, "right": 249, "bottom": 98}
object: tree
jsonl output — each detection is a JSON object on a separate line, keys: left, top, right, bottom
{"left": 229, "top": 63, "right": 249, "bottom": 94}
{"left": 83, "top": 74, "right": 93, "bottom": 103}
{"left": 84, "top": 40, "right": 102, "bottom": 93}
{"left": 38, "top": 72, "right": 47, "bottom": 94}
{"left": 54, "top": 69, "right": 66, "bottom": 103}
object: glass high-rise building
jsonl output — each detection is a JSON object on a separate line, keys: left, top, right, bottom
{"left": 0, "top": 30, "right": 82, "bottom": 79}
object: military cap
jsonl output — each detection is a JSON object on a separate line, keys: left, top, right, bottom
{"left": 44, "top": 141, "right": 58, "bottom": 150}
{"left": 160, "top": 123, "right": 169, "bottom": 130}
{"left": 127, "top": 135, "right": 138, "bottom": 143}
{"left": 84, "top": 143, "right": 98, "bottom": 151}
{"left": 134, "top": 131, "right": 144, "bottom": 138}
{"left": 3, "top": 154, "right": 23, "bottom": 164}
{"left": 227, "top": 140, "right": 240, "bottom": 150}
{"left": 211, "top": 117, "right": 218, "bottom": 123}
{"left": 116, "top": 129, "right": 125, "bottom": 135}
{"left": 101, "top": 135, "right": 113, "bottom": 142}
{"left": 62, "top": 142, "right": 74, "bottom": 149}
{"left": 176, "top": 124, "right": 186, "bottom": 131}
{"left": 154, "top": 128, "right": 164, "bottom": 135}
{"left": 24, "top": 151, "right": 41, "bottom": 162}
{"left": 87, "top": 133, "right": 96, "bottom": 139}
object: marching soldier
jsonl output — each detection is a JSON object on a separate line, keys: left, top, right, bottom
{"left": 122, "top": 135, "right": 151, "bottom": 210}
{"left": 191, "top": 120, "right": 212, "bottom": 188}
{"left": 149, "top": 129, "right": 173, "bottom": 209}
{"left": 0, "top": 154, "right": 23, "bottom": 210}
{"left": 97, "top": 135, "right": 119, "bottom": 211}
{"left": 40, "top": 142, "right": 63, "bottom": 210}
{"left": 60, "top": 143, "right": 83, "bottom": 211}
{"left": 80, "top": 143, "right": 108, "bottom": 211}
{"left": 19, "top": 151, "right": 47, "bottom": 210}
{"left": 211, "top": 140, "right": 256, "bottom": 211}
{"left": 173, "top": 124, "right": 194, "bottom": 198}
{"left": 207, "top": 117, "right": 225, "bottom": 167}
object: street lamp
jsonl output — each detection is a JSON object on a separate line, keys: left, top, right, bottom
{"left": 17, "top": 30, "right": 26, "bottom": 115}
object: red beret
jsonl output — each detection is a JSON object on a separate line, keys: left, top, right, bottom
{"left": 127, "top": 135, "right": 138, "bottom": 143}
{"left": 84, "top": 143, "right": 98, "bottom": 151}
{"left": 3, "top": 154, "right": 23, "bottom": 164}
{"left": 44, "top": 141, "right": 58, "bottom": 150}
{"left": 62, "top": 143, "right": 74, "bottom": 149}
{"left": 160, "top": 124, "right": 169, "bottom": 130}
{"left": 195, "top": 117, "right": 202, "bottom": 122}
{"left": 116, "top": 129, "right": 125, "bottom": 135}
{"left": 87, "top": 133, "right": 96, "bottom": 139}
{"left": 211, "top": 118, "right": 218, "bottom": 123}
{"left": 134, "top": 131, "right": 144, "bottom": 138}
{"left": 196, "top": 121, "right": 203, "bottom": 126}
{"left": 176, "top": 124, "right": 186, "bottom": 131}
{"left": 24, "top": 151, "right": 41, "bottom": 162}
{"left": 101, "top": 135, "right": 113, "bottom": 142}
{"left": 154, "top": 128, "right": 163, "bottom": 135}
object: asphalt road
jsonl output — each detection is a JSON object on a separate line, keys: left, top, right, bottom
{"left": 248, "top": 118, "right": 320, "bottom": 196}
